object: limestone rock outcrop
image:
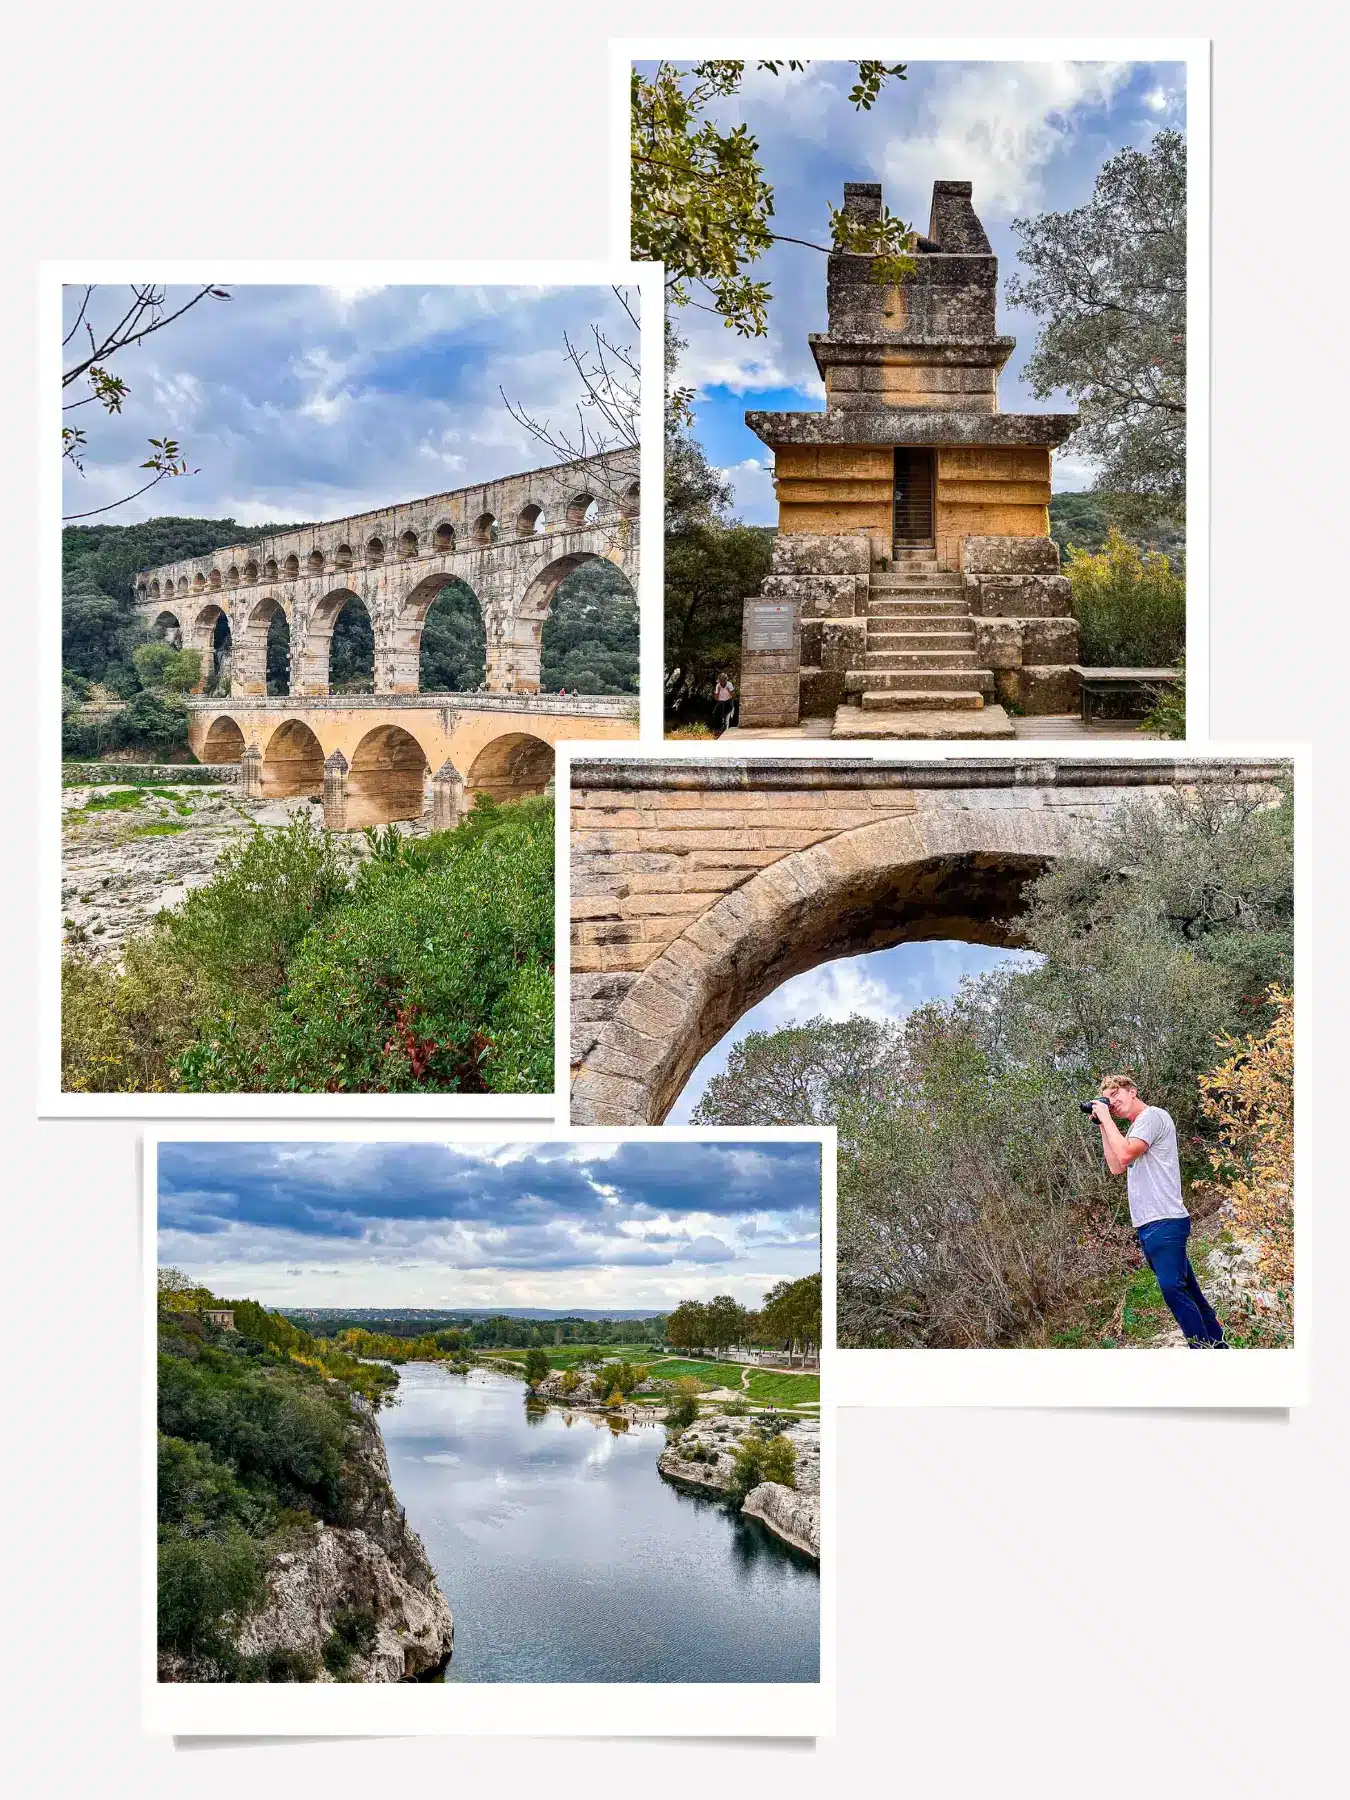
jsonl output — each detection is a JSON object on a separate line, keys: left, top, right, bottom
{"left": 656, "top": 1411, "right": 821, "bottom": 1561}
{"left": 230, "top": 1394, "right": 453, "bottom": 1682}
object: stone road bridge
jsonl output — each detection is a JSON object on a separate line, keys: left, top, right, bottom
{"left": 569, "top": 756, "right": 1288, "bottom": 1124}
{"left": 134, "top": 450, "right": 639, "bottom": 697}
{"left": 191, "top": 692, "right": 637, "bottom": 832}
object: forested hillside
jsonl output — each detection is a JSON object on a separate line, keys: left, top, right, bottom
{"left": 540, "top": 557, "right": 639, "bottom": 694}
{"left": 157, "top": 1270, "right": 454, "bottom": 1682}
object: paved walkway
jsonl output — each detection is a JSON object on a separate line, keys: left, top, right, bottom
{"left": 715, "top": 714, "right": 1156, "bottom": 743}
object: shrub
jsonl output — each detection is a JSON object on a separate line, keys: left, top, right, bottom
{"left": 157, "top": 1525, "right": 264, "bottom": 1655}
{"left": 728, "top": 1430, "right": 797, "bottom": 1502}
{"left": 559, "top": 1368, "right": 580, "bottom": 1395}
{"left": 723, "top": 1397, "right": 749, "bottom": 1416}
{"left": 133, "top": 642, "right": 202, "bottom": 694}
{"left": 664, "top": 1376, "right": 702, "bottom": 1431}
{"left": 1066, "top": 527, "right": 1185, "bottom": 667}
{"left": 180, "top": 804, "right": 553, "bottom": 1093}
{"left": 1199, "top": 986, "right": 1294, "bottom": 1298}
{"left": 523, "top": 1348, "right": 552, "bottom": 1389}
{"left": 322, "top": 1606, "right": 378, "bottom": 1676}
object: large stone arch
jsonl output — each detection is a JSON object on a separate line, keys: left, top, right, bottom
{"left": 153, "top": 610, "right": 182, "bottom": 647}
{"left": 186, "top": 602, "right": 231, "bottom": 692}
{"left": 385, "top": 571, "right": 487, "bottom": 695}
{"left": 571, "top": 806, "right": 1083, "bottom": 1125}
{"left": 347, "top": 723, "right": 431, "bottom": 828}
{"left": 466, "top": 730, "right": 555, "bottom": 802}
{"left": 234, "top": 596, "right": 291, "bottom": 696}
{"left": 508, "top": 550, "right": 635, "bottom": 695}
{"left": 293, "top": 587, "right": 366, "bottom": 696}
{"left": 261, "top": 717, "right": 325, "bottom": 797}
{"left": 199, "top": 713, "right": 246, "bottom": 764}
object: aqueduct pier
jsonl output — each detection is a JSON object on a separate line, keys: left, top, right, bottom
{"left": 569, "top": 757, "right": 1289, "bottom": 1124}
{"left": 194, "top": 693, "right": 636, "bottom": 832}
{"left": 134, "top": 450, "right": 639, "bottom": 697}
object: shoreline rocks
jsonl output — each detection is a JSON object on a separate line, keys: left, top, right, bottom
{"left": 656, "top": 1410, "right": 821, "bottom": 1561}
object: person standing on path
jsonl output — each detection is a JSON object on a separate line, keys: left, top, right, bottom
{"left": 1090, "top": 1074, "right": 1228, "bottom": 1347}
{"left": 713, "top": 672, "right": 736, "bottom": 734}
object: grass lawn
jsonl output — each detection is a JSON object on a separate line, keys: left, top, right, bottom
{"left": 744, "top": 1370, "right": 820, "bottom": 1405}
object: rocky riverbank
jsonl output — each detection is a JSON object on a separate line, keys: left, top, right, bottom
{"left": 657, "top": 1411, "right": 822, "bottom": 1561}
{"left": 236, "top": 1395, "right": 452, "bottom": 1681}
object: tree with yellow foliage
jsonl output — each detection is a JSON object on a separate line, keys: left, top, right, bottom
{"left": 1199, "top": 985, "right": 1294, "bottom": 1307}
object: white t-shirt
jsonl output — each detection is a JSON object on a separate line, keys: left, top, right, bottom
{"left": 1124, "top": 1105, "right": 1189, "bottom": 1228}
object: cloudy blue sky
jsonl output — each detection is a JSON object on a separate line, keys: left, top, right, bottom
{"left": 62, "top": 283, "right": 637, "bottom": 526}
{"left": 658, "top": 57, "right": 1186, "bottom": 522}
{"left": 668, "top": 941, "right": 1042, "bottom": 1122}
{"left": 157, "top": 1138, "right": 820, "bottom": 1310}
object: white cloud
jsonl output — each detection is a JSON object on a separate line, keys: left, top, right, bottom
{"left": 879, "top": 61, "right": 1134, "bottom": 218}
{"left": 719, "top": 457, "right": 776, "bottom": 523}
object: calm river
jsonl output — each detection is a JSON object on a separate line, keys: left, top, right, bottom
{"left": 377, "top": 1363, "right": 819, "bottom": 1683}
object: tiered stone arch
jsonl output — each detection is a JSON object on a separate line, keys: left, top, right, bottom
{"left": 132, "top": 450, "right": 639, "bottom": 702}
{"left": 465, "top": 731, "right": 555, "bottom": 802}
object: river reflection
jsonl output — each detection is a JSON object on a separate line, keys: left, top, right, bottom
{"left": 378, "top": 1363, "right": 819, "bottom": 1683}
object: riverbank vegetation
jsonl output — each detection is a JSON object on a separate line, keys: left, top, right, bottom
{"left": 693, "top": 781, "right": 1295, "bottom": 1349}
{"left": 62, "top": 796, "right": 554, "bottom": 1094}
{"left": 664, "top": 1274, "right": 821, "bottom": 1363}
{"left": 157, "top": 1269, "right": 401, "bottom": 1680}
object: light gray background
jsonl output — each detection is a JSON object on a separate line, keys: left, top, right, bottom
{"left": 3, "top": 2, "right": 1342, "bottom": 1794}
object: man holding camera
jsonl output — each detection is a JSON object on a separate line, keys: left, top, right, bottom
{"left": 1090, "top": 1075, "right": 1227, "bottom": 1347}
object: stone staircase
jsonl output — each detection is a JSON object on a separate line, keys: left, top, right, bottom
{"left": 832, "top": 545, "right": 1015, "bottom": 739}
{"left": 852, "top": 548, "right": 993, "bottom": 712}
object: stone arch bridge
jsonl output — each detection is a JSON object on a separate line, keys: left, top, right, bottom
{"left": 569, "top": 757, "right": 1287, "bottom": 1124}
{"left": 194, "top": 694, "right": 636, "bottom": 832}
{"left": 134, "top": 449, "right": 639, "bottom": 697}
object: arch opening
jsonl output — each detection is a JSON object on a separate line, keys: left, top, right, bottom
{"left": 328, "top": 593, "right": 375, "bottom": 693}
{"left": 262, "top": 718, "right": 325, "bottom": 798}
{"left": 538, "top": 555, "right": 638, "bottom": 696}
{"left": 466, "top": 731, "right": 555, "bottom": 803}
{"left": 517, "top": 502, "right": 543, "bottom": 536}
{"left": 153, "top": 611, "right": 182, "bottom": 647}
{"left": 348, "top": 724, "right": 430, "bottom": 828}
{"left": 417, "top": 577, "right": 487, "bottom": 692}
{"left": 577, "top": 834, "right": 1060, "bottom": 1127}
{"left": 188, "top": 604, "right": 232, "bottom": 694}
{"left": 307, "top": 549, "right": 325, "bottom": 574}
{"left": 566, "top": 491, "right": 598, "bottom": 527}
{"left": 398, "top": 529, "right": 419, "bottom": 560}
{"left": 283, "top": 554, "right": 300, "bottom": 579}
{"left": 472, "top": 512, "right": 498, "bottom": 546}
{"left": 266, "top": 608, "right": 291, "bottom": 696}
{"left": 433, "top": 521, "right": 455, "bottom": 552}
{"left": 200, "top": 714, "right": 245, "bottom": 764}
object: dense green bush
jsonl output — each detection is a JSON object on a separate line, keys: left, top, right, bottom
{"left": 1066, "top": 527, "right": 1186, "bottom": 667}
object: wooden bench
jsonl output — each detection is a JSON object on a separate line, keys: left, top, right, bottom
{"left": 1072, "top": 666, "right": 1182, "bottom": 724}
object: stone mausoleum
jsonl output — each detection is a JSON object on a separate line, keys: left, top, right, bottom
{"left": 738, "top": 179, "right": 1081, "bottom": 739}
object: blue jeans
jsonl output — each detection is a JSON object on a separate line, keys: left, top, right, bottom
{"left": 1136, "top": 1218, "right": 1227, "bottom": 1347}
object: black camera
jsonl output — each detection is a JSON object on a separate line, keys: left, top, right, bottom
{"left": 1079, "top": 1098, "right": 1106, "bottom": 1116}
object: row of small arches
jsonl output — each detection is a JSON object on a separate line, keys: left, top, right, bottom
{"left": 139, "top": 484, "right": 636, "bottom": 600}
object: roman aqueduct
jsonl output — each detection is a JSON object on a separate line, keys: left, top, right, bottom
{"left": 133, "top": 452, "right": 640, "bottom": 828}
{"left": 569, "top": 756, "right": 1287, "bottom": 1125}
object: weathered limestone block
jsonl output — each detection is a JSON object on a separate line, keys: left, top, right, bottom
{"left": 1022, "top": 617, "right": 1080, "bottom": 664}
{"left": 961, "top": 534, "right": 1062, "bottom": 576}
{"left": 739, "top": 596, "right": 801, "bottom": 729}
{"left": 800, "top": 667, "right": 846, "bottom": 717}
{"left": 973, "top": 618, "right": 1026, "bottom": 670}
{"left": 820, "top": 618, "right": 868, "bottom": 673}
{"left": 963, "top": 572, "right": 1075, "bottom": 618}
{"left": 994, "top": 665, "right": 1082, "bottom": 714}
{"left": 760, "top": 573, "right": 865, "bottom": 617}
{"left": 742, "top": 1481, "right": 821, "bottom": 1560}
{"left": 769, "top": 534, "right": 871, "bottom": 577}
{"left": 974, "top": 616, "right": 1080, "bottom": 671}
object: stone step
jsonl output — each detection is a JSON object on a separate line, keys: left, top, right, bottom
{"left": 866, "top": 631, "right": 975, "bottom": 652}
{"left": 833, "top": 702, "right": 1016, "bottom": 741}
{"left": 866, "top": 599, "right": 970, "bottom": 619}
{"left": 885, "top": 557, "right": 940, "bottom": 572}
{"left": 860, "top": 688, "right": 987, "bottom": 712}
{"left": 867, "top": 651, "right": 986, "bottom": 673}
{"left": 865, "top": 649, "right": 980, "bottom": 671}
{"left": 850, "top": 666, "right": 994, "bottom": 694}
{"left": 869, "top": 572, "right": 960, "bottom": 590}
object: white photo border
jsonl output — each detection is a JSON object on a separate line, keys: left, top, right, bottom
{"left": 42, "top": 257, "right": 665, "bottom": 1118}
{"left": 554, "top": 737, "right": 1310, "bottom": 1409}
{"left": 142, "top": 1119, "right": 836, "bottom": 1737}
